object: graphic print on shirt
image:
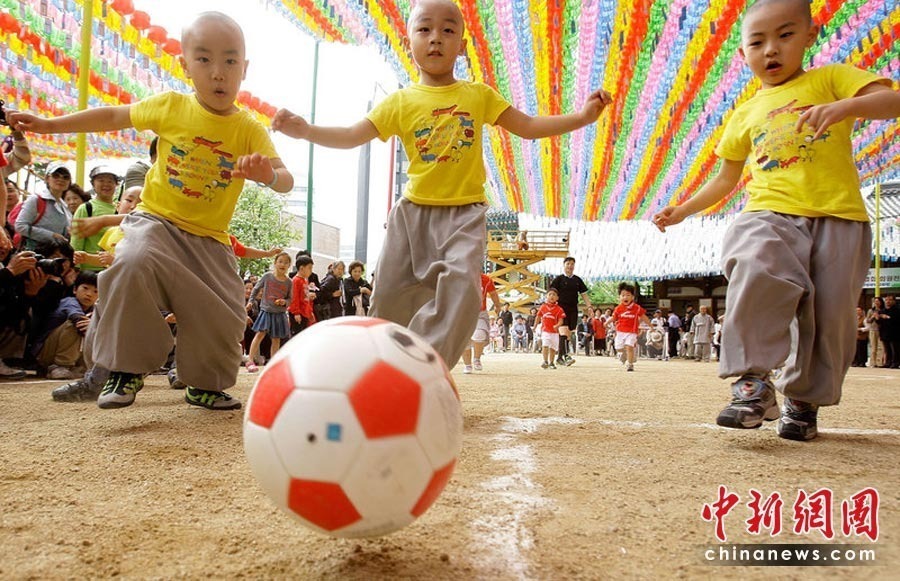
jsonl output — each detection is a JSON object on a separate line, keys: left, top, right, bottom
{"left": 751, "top": 99, "right": 831, "bottom": 172}
{"left": 164, "top": 135, "right": 235, "bottom": 202}
{"left": 414, "top": 104, "right": 476, "bottom": 164}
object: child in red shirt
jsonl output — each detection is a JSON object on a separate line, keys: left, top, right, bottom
{"left": 613, "top": 282, "right": 649, "bottom": 372}
{"left": 535, "top": 288, "right": 566, "bottom": 369}
{"left": 288, "top": 255, "right": 316, "bottom": 335}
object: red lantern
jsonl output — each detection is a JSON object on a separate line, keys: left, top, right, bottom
{"left": 130, "top": 11, "right": 150, "bottom": 31}
{"left": 0, "top": 12, "right": 18, "bottom": 34}
{"left": 249, "top": 96, "right": 260, "bottom": 110}
{"left": 111, "top": 0, "right": 135, "bottom": 15}
{"left": 237, "top": 91, "right": 251, "bottom": 106}
{"left": 163, "top": 38, "right": 181, "bottom": 56}
{"left": 147, "top": 25, "right": 167, "bottom": 45}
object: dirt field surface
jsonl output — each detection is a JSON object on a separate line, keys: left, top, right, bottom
{"left": 1, "top": 353, "right": 897, "bottom": 580}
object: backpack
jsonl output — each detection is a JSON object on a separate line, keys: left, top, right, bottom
{"left": 9, "top": 196, "right": 47, "bottom": 249}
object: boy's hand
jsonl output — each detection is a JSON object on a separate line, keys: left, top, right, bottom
{"left": 581, "top": 89, "right": 613, "bottom": 122}
{"left": 6, "top": 111, "right": 50, "bottom": 133}
{"left": 74, "top": 316, "right": 91, "bottom": 334}
{"left": 266, "top": 247, "right": 282, "bottom": 257}
{"left": 796, "top": 101, "right": 848, "bottom": 140}
{"left": 73, "top": 251, "right": 88, "bottom": 265}
{"left": 272, "top": 109, "right": 309, "bottom": 139}
{"left": 98, "top": 252, "right": 114, "bottom": 266}
{"left": 233, "top": 153, "right": 274, "bottom": 184}
{"left": 652, "top": 206, "right": 685, "bottom": 232}
{"left": 71, "top": 217, "right": 105, "bottom": 238}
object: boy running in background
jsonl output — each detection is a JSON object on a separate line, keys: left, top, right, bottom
{"left": 613, "top": 283, "right": 649, "bottom": 372}
{"left": 535, "top": 289, "right": 566, "bottom": 369}
{"left": 461, "top": 272, "right": 501, "bottom": 374}
{"left": 654, "top": 0, "right": 900, "bottom": 440}
{"left": 11, "top": 11, "right": 294, "bottom": 410}
{"left": 272, "top": 0, "right": 611, "bottom": 368}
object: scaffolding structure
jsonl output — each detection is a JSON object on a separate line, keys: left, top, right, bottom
{"left": 485, "top": 229, "right": 570, "bottom": 313}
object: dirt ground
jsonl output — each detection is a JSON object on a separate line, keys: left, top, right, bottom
{"left": 1, "top": 352, "right": 897, "bottom": 580}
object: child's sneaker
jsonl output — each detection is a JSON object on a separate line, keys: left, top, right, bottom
{"left": 626, "top": 362, "right": 634, "bottom": 372}
{"left": 541, "top": 362, "right": 549, "bottom": 369}
{"left": 618, "top": 352, "right": 627, "bottom": 365}
{"left": 97, "top": 372, "right": 144, "bottom": 409}
{"left": 185, "top": 386, "right": 242, "bottom": 410}
{"left": 548, "top": 362, "right": 557, "bottom": 369}
{"left": 777, "top": 398, "right": 819, "bottom": 441}
{"left": 716, "top": 375, "right": 779, "bottom": 429}
{"left": 473, "top": 359, "right": 483, "bottom": 371}
{"left": 246, "top": 362, "right": 259, "bottom": 373}
{"left": 47, "top": 365, "right": 81, "bottom": 380}
{"left": 167, "top": 368, "right": 187, "bottom": 389}
{"left": 463, "top": 365, "right": 473, "bottom": 374}
{"left": 52, "top": 379, "right": 101, "bottom": 402}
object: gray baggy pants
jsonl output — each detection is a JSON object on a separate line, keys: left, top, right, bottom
{"left": 370, "top": 199, "right": 485, "bottom": 369}
{"left": 85, "top": 213, "right": 245, "bottom": 391}
{"left": 719, "top": 211, "right": 871, "bottom": 406}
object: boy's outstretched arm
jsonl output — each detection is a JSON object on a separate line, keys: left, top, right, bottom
{"left": 797, "top": 82, "right": 900, "bottom": 139}
{"left": 272, "top": 109, "right": 379, "bottom": 149}
{"left": 653, "top": 158, "right": 744, "bottom": 232}
{"left": 8, "top": 106, "right": 133, "bottom": 134}
{"left": 496, "top": 89, "right": 613, "bottom": 139}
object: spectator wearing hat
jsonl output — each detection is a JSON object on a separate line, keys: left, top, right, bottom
{"left": 13, "top": 161, "right": 71, "bottom": 251}
{"left": 70, "top": 166, "right": 119, "bottom": 271}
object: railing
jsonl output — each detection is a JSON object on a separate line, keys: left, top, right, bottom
{"left": 486, "top": 229, "right": 570, "bottom": 255}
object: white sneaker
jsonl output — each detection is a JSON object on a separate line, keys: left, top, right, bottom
{"left": 463, "top": 365, "right": 473, "bottom": 374}
{"left": 473, "top": 359, "right": 483, "bottom": 371}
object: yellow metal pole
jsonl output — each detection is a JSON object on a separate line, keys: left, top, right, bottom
{"left": 874, "top": 181, "right": 881, "bottom": 298}
{"left": 75, "top": 0, "right": 94, "bottom": 186}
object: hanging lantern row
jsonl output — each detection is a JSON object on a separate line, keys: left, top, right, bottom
{"left": 272, "top": 0, "right": 898, "bottom": 223}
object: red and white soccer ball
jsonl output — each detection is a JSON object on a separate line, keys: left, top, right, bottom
{"left": 243, "top": 317, "right": 463, "bottom": 538}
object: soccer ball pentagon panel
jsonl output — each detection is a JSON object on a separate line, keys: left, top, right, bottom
{"left": 243, "top": 317, "right": 463, "bottom": 538}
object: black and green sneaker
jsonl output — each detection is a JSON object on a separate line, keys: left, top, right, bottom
{"left": 185, "top": 386, "right": 242, "bottom": 411}
{"left": 97, "top": 372, "right": 144, "bottom": 409}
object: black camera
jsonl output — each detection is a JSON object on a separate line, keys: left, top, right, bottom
{"left": 32, "top": 254, "right": 68, "bottom": 277}
{"left": 0, "top": 100, "right": 6, "bottom": 126}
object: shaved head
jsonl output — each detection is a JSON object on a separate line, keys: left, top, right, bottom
{"left": 407, "top": 0, "right": 465, "bottom": 33}
{"left": 181, "top": 11, "right": 245, "bottom": 53}
{"left": 745, "top": 0, "right": 812, "bottom": 24}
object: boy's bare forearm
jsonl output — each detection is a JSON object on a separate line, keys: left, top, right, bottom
{"left": 305, "top": 121, "right": 378, "bottom": 149}
{"left": 13, "top": 106, "right": 133, "bottom": 134}
{"left": 498, "top": 108, "right": 593, "bottom": 140}
{"left": 844, "top": 86, "right": 900, "bottom": 120}
{"left": 675, "top": 159, "right": 744, "bottom": 218}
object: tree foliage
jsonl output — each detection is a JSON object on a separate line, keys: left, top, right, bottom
{"left": 229, "top": 184, "right": 302, "bottom": 278}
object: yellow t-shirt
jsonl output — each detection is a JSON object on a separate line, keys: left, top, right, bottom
{"left": 130, "top": 92, "right": 279, "bottom": 243}
{"left": 98, "top": 226, "right": 124, "bottom": 254}
{"left": 367, "top": 81, "right": 511, "bottom": 206}
{"left": 716, "top": 64, "right": 890, "bottom": 221}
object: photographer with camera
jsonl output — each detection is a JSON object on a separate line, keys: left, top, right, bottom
{"left": 19, "top": 239, "right": 76, "bottom": 368}
{"left": 0, "top": 245, "right": 48, "bottom": 378}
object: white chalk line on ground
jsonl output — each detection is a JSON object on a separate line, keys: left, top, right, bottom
{"left": 496, "top": 416, "right": 900, "bottom": 438}
{"left": 470, "top": 417, "right": 581, "bottom": 580}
